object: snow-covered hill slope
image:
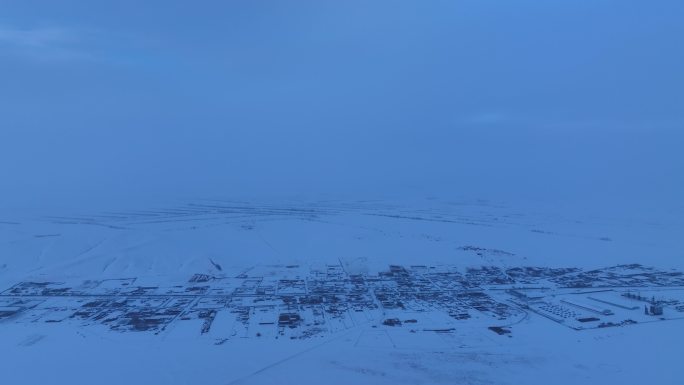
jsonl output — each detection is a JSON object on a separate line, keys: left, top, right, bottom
{"left": 2, "top": 199, "right": 681, "bottom": 281}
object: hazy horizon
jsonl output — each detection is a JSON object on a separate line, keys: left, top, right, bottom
{"left": 2, "top": 0, "right": 682, "bottom": 210}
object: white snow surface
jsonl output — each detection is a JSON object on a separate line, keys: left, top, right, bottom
{"left": 0, "top": 198, "right": 682, "bottom": 385}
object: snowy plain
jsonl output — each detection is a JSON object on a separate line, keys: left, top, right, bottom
{"left": 1, "top": 198, "right": 683, "bottom": 385}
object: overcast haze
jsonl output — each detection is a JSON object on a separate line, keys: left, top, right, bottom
{"left": 1, "top": 0, "right": 682, "bottom": 210}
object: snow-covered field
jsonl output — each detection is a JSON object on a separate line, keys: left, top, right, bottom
{"left": 1, "top": 199, "right": 682, "bottom": 385}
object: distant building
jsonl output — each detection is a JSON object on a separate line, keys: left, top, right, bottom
{"left": 650, "top": 304, "right": 664, "bottom": 316}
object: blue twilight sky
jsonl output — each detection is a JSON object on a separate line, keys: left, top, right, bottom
{"left": 0, "top": 0, "right": 682, "bottom": 209}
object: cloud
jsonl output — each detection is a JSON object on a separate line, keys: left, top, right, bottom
{"left": 0, "top": 25, "right": 169, "bottom": 66}
{"left": 463, "top": 112, "right": 508, "bottom": 125}
{"left": 0, "top": 25, "right": 95, "bottom": 62}
{"left": 457, "top": 111, "right": 681, "bottom": 134}
{"left": 0, "top": 26, "right": 73, "bottom": 47}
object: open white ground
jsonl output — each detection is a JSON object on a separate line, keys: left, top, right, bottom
{"left": 1, "top": 199, "right": 682, "bottom": 385}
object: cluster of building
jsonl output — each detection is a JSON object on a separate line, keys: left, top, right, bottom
{"left": 1, "top": 263, "right": 683, "bottom": 338}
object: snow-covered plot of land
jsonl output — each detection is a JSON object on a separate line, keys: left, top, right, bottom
{"left": 0, "top": 199, "right": 683, "bottom": 385}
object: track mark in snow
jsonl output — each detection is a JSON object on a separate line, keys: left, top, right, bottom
{"left": 226, "top": 329, "right": 357, "bottom": 385}
{"left": 19, "top": 334, "right": 45, "bottom": 347}
{"left": 57, "top": 238, "right": 109, "bottom": 270}
{"left": 209, "top": 258, "right": 223, "bottom": 271}
{"left": 101, "top": 257, "right": 119, "bottom": 273}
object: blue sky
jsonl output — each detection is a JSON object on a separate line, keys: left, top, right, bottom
{"left": 1, "top": 1, "right": 682, "bottom": 209}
